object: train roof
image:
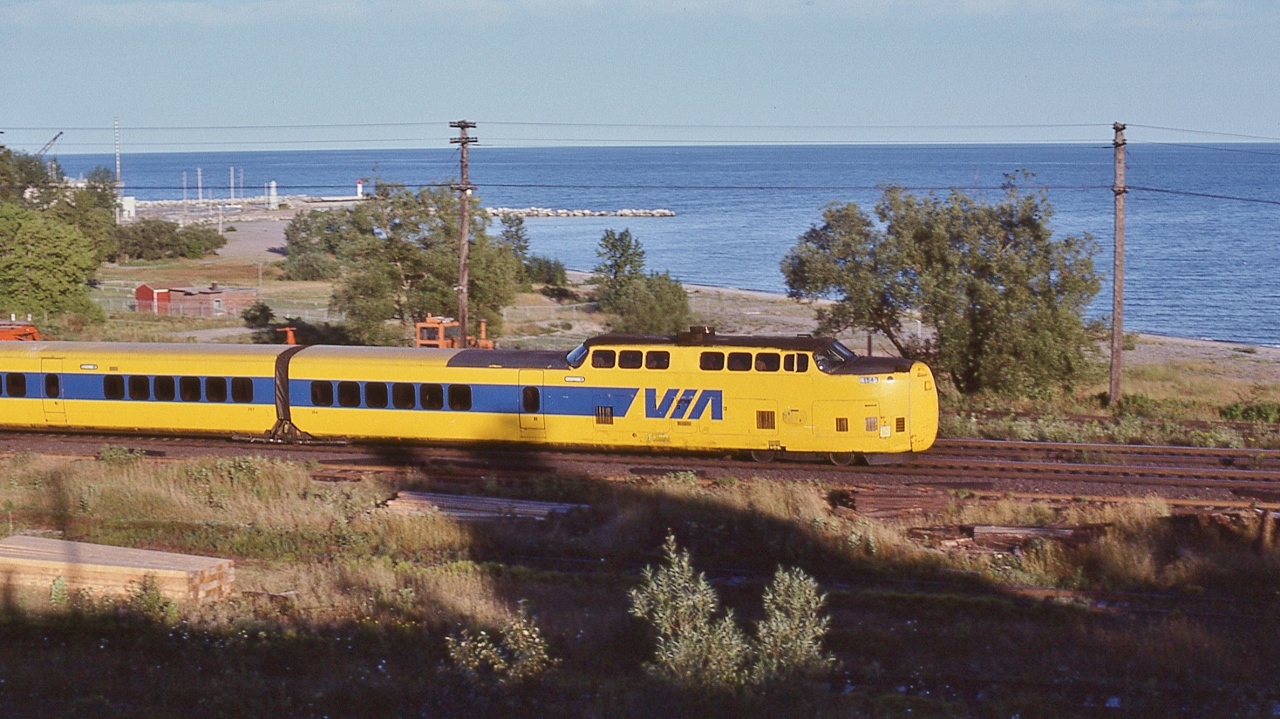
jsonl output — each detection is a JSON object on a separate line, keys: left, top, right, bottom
{"left": 582, "top": 330, "right": 837, "bottom": 352}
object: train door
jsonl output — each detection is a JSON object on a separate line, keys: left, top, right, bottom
{"left": 517, "top": 369, "right": 545, "bottom": 439}
{"left": 40, "top": 358, "right": 66, "bottom": 425}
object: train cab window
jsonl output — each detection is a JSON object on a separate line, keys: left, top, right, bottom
{"left": 365, "top": 382, "right": 388, "bottom": 409}
{"left": 6, "top": 373, "right": 25, "bottom": 398}
{"left": 205, "top": 377, "right": 228, "bottom": 402}
{"left": 727, "top": 352, "right": 752, "bottom": 371}
{"left": 700, "top": 352, "right": 725, "bottom": 371}
{"left": 44, "top": 374, "right": 59, "bottom": 399}
{"left": 591, "top": 350, "right": 616, "bottom": 369}
{"left": 420, "top": 383, "right": 444, "bottom": 410}
{"left": 755, "top": 353, "right": 781, "bottom": 372}
{"left": 154, "top": 376, "right": 176, "bottom": 401}
{"left": 392, "top": 383, "right": 416, "bottom": 409}
{"left": 618, "top": 350, "right": 643, "bottom": 369}
{"left": 311, "top": 381, "right": 334, "bottom": 407}
{"left": 645, "top": 351, "right": 670, "bottom": 370}
{"left": 179, "top": 377, "right": 202, "bottom": 402}
{"left": 447, "top": 384, "right": 472, "bottom": 411}
{"left": 104, "top": 375, "right": 125, "bottom": 400}
{"left": 128, "top": 375, "right": 150, "bottom": 401}
{"left": 784, "top": 354, "right": 809, "bottom": 373}
{"left": 814, "top": 342, "right": 855, "bottom": 373}
{"left": 337, "top": 381, "right": 360, "bottom": 407}
{"left": 231, "top": 377, "right": 254, "bottom": 404}
{"left": 522, "top": 386, "right": 540, "bottom": 413}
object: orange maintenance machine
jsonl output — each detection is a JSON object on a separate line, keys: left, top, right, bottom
{"left": 413, "top": 315, "right": 494, "bottom": 349}
{"left": 0, "top": 322, "right": 43, "bottom": 341}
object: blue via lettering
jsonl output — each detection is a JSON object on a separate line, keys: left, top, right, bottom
{"left": 645, "top": 389, "right": 723, "bottom": 420}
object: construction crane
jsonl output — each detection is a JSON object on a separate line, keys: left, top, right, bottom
{"left": 34, "top": 131, "right": 63, "bottom": 158}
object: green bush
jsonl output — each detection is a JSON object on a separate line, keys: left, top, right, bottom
{"left": 610, "top": 271, "right": 690, "bottom": 334}
{"left": 1221, "top": 402, "right": 1280, "bottom": 423}
{"left": 525, "top": 254, "right": 567, "bottom": 287}
{"left": 111, "top": 219, "right": 225, "bottom": 261}
{"left": 241, "top": 302, "right": 275, "bottom": 328}
{"left": 629, "top": 536, "right": 750, "bottom": 691}
{"left": 281, "top": 251, "right": 340, "bottom": 281}
{"left": 445, "top": 603, "right": 558, "bottom": 685}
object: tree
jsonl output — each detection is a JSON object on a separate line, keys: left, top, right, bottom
{"left": 592, "top": 228, "right": 646, "bottom": 312}
{"left": 611, "top": 271, "right": 691, "bottom": 334}
{"left": 111, "top": 219, "right": 226, "bottom": 261}
{"left": 782, "top": 179, "right": 1101, "bottom": 395}
{"left": 292, "top": 183, "right": 523, "bottom": 345}
{"left": 750, "top": 567, "right": 834, "bottom": 687}
{"left": 0, "top": 203, "right": 99, "bottom": 316}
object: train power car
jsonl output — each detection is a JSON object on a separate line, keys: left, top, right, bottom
{"left": 0, "top": 328, "right": 937, "bottom": 463}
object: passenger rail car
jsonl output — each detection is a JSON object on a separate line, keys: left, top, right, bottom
{"left": 0, "top": 329, "right": 937, "bottom": 463}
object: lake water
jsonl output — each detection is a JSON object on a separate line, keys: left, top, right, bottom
{"left": 56, "top": 144, "right": 1280, "bottom": 346}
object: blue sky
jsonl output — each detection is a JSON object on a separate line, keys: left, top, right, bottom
{"left": 2, "top": 0, "right": 1278, "bottom": 152}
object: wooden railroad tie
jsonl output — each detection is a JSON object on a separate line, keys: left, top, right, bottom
{"left": 0, "top": 536, "right": 235, "bottom": 604}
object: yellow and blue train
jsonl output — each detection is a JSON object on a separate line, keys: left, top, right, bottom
{"left": 0, "top": 328, "right": 937, "bottom": 464}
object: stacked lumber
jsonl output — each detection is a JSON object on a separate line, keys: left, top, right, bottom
{"left": 0, "top": 536, "right": 234, "bottom": 603}
{"left": 834, "top": 486, "right": 953, "bottom": 518}
{"left": 386, "top": 491, "right": 587, "bottom": 521}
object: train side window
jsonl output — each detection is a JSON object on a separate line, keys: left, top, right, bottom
{"left": 337, "top": 381, "right": 360, "bottom": 407}
{"left": 420, "top": 383, "right": 444, "bottom": 410}
{"left": 796, "top": 354, "right": 809, "bottom": 372}
{"left": 618, "top": 350, "right": 643, "bottom": 369}
{"left": 104, "top": 375, "right": 125, "bottom": 400}
{"left": 179, "top": 376, "right": 202, "bottom": 402}
{"left": 392, "top": 383, "right": 416, "bottom": 409}
{"left": 205, "top": 377, "right": 228, "bottom": 402}
{"left": 311, "top": 381, "right": 334, "bottom": 407}
{"left": 0, "top": 373, "right": 4, "bottom": 397}
{"left": 231, "top": 377, "right": 254, "bottom": 403}
{"left": 727, "top": 352, "right": 752, "bottom": 371}
{"left": 154, "top": 376, "right": 176, "bottom": 401}
{"left": 522, "top": 386, "right": 540, "bottom": 413}
{"left": 645, "top": 351, "right": 670, "bottom": 370}
{"left": 365, "top": 382, "right": 388, "bottom": 409}
{"left": 448, "top": 384, "right": 472, "bottom": 411}
{"left": 128, "top": 375, "right": 150, "bottom": 401}
{"left": 591, "top": 350, "right": 616, "bottom": 368}
{"left": 6, "top": 373, "right": 25, "bottom": 398}
{"left": 755, "top": 353, "right": 780, "bottom": 372}
{"left": 45, "top": 374, "right": 59, "bottom": 399}
{"left": 699, "top": 352, "right": 725, "bottom": 371}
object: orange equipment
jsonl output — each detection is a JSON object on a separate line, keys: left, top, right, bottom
{"left": 0, "top": 322, "right": 43, "bottom": 341}
{"left": 413, "top": 315, "right": 494, "bottom": 349}
{"left": 276, "top": 326, "right": 298, "bottom": 345}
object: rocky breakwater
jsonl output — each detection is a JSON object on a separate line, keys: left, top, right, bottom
{"left": 490, "top": 207, "right": 675, "bottom": 218}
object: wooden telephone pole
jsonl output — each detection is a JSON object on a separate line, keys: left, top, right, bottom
{"left": 1109, "top": 122, "right": 1127, "bottom": 406}
{"left": 450, "top": 121, "right": 478, "bottom": 339}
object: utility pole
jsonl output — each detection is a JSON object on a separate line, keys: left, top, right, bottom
{"left": 113, "top": 117, "right": 122, "bottom": 223}
{"left": 1108, "top": 122, "right": 1127, "bottom": 406}
{"left": 450, "top": 120, "right": 478, "bottom": 338}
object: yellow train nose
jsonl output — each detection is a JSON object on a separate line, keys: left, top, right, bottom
{"left": 909, "top": 362, "right": 938, "bottom": 452}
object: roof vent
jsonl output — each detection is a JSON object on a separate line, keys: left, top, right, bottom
{"left": 677, "top": 326, "right": 716, "bottom": 345}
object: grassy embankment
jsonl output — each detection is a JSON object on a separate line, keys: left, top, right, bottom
{"left": 2, "top": 450, "right": 1280, "bottom": 715}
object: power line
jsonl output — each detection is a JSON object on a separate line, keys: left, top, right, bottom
{"left": 1129, "top": 141, "right": 1280, "bottom": 158}
{"left": 109, "top": 182, "right": 1112, "bottom": 192}
{"left": 1126, "top": 123, "right": 1280, "bottom": 142}
{"left": 1127, "top": 185, "right": 1280, "bottom": 207}
{"left": 5, "top": 120, "right": 1108, "bottom": 132}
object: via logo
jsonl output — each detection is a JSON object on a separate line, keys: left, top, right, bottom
{"left": 645, "top": 388, "right": 723, "bottom": 420}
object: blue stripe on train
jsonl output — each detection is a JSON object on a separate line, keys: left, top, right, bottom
{"left": 290, "top": 379, "right": 638, "bottom": 417}
{"left": 0, "top": 373, "right": 275, "bottom": 404}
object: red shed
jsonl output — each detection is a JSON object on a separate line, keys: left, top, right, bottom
{"left": 134, "top": 282, "right": 256, "bottom": 318}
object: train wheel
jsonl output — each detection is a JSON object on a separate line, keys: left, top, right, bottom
{"left": 750, "top": 450, "right": 776, "bottom": 463}
{"left": 828, "top": 452, "right": 856, "bottom": 466}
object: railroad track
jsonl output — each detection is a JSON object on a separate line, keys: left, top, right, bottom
{"left": 5, "top": 430, "right": 1280, "bottom": 506}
